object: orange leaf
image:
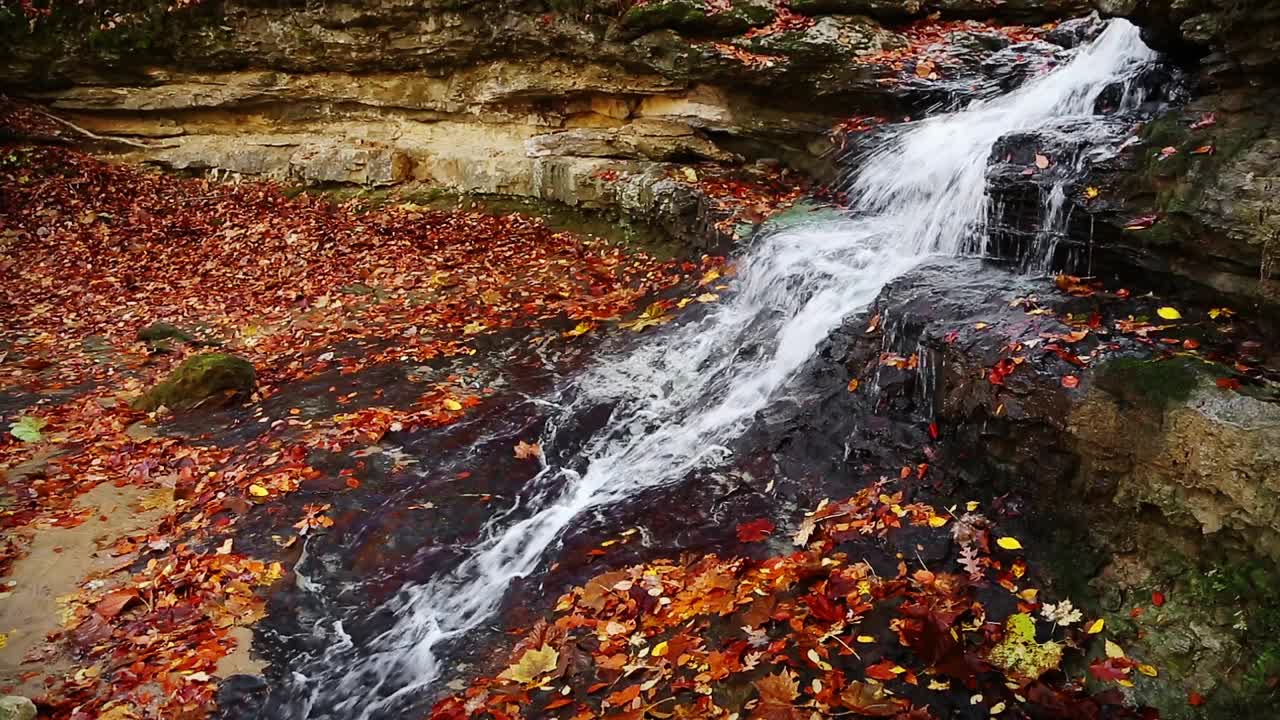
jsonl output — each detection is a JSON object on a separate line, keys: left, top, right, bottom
{"left": 604, "top": 684, "right": 641, "bottom": 708}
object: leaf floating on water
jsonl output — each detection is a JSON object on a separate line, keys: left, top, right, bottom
{"left": 1158, "top": 146, "right": 1178, "bottom": 160}
{"left": 736, "top": 518, "right": 775, "bottom": 543}
{"left": 565, "top": 321, "right": 595, "bottom": 337}
{"left": 847, "top": 378, "right": 860, "bottom": 392}
{"left": 619, "top": 302, "right": 673, "bottom": 332}
{"left": 1086, "top": 618, "right": 1105, "bottom": 634}
{"left": 499, "top": 644, "right": 560, "bottom": 684}
{"left": 1156, "top": 306, "right": 1182, "bottom": 320}
{"left": 1034, "top": 154, "right": 1050, "bottom": 169}
{"left": 996, "top": 536, "right": 1023, "bottom": 551}
{"left": 1190, "top": 145, "right": 1215, "bottom": 155}
{"left": 1084, "top": 186, "right": 1100, "bottom": 200}
{"left": 1061, "top": 375, "right": 1080, "bottom": 389}
{"left": 513, "top": 440, "right": 542, "bottom": 460}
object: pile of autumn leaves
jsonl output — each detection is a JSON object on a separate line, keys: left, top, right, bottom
{"left": 434, "top": 481, "right": 1162, "bottom": 720}
{"left": 0, "top": 144, "right": 711, "bottom": 719}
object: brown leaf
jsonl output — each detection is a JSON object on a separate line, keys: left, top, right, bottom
{"left": 754, "top": 670, "right": 800, "bottom": 705}
{"left": 839, "top": 680, "right": 900, "bottom": 716}
{"left": 514, "top": 440, "right": 542, "bottom": 460}
{"left": 95, "top": 589, "right": 140, "bottom": 619}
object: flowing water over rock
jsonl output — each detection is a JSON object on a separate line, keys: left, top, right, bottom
{"left": 282, "top": 21, "right": 1158, "bottom": 719}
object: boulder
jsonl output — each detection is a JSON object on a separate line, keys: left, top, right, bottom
{"left": 0, "top": 697, "right": 36, "bottom": 720}
{"left": 132, "top": 353, "right": 256, "bottom": 412}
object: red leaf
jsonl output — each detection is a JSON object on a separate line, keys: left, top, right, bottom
{"left": 1061, "top": 375, "right": 1080, "bottom": 389}
{"left": 802, "top": 592, "right": 845, "bottom": 623}
{"left": 1188, "top": 692, "right": 1207, "bottom": 706}
{"left": 1152, "top": 591, "right": 1166, "bottom": 607}
{"left": 737, "top": 518, "right": 775, "bottom": 543}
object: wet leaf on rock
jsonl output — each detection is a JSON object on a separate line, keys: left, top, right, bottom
{"left": 499, "top": 644, "right": 560, "bottom": 685}
{"left": 736, "top": 518, "right": 775, "bottom": 543}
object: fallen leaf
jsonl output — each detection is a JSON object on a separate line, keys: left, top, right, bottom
{"left": 737, "top": 518, "right": 775, "bottom": 543}
{"left": 514, "top": 440, "right": 542, "bottom": 460}
{"left": 1087, "top": 618, "right": 1105, "bottom": 634}
{"left": 1034, "top": 154, "right": 1050, "bottom": 169}
{"left": 1156, "top": 307, "right": 1182, "bottom": 320}
{"left": 996, "top": 537, "right": 1023, "bottom": 551}
{"left": 499, "top": 644, "right": 560, "bottom": 684}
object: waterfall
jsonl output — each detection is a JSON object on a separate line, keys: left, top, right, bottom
{"left": 289, "top": 20, "right": 1157, "bottom": 719}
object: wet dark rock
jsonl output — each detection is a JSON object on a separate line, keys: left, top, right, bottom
{"left": 132, "top": 352, "right": 256, "bottom": 412}
{"left": 814, "top": 258, "right": 1280, "bottom": 717}
{"left": 1044, "top": 12, "right": 1109, "bottom": 48}
{"left": 214, "top": 675, "right": 269, "bottom": 720}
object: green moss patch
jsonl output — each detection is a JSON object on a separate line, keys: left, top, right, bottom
{"left": 132, "top": 352, "right": 255, "bottom": 411}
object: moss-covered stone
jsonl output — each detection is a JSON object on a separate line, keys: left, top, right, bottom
{"left": 787, "top": 0, "right": 922, "bottom": 19}
{"left": 137, "top": 322, "right": 196, "bottom": 344}
{"left": 619, "top": 0, "right": 774, "bottom": 37}
{"left": 1093, "top": 355, "right": 1203, "bottom": 409}
{"left": 132, "top": 352, "right": 256, "bottom": 411}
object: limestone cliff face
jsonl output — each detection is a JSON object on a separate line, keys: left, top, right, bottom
{"left": 0, "top": 1, "right": 1086, "bottom": 210}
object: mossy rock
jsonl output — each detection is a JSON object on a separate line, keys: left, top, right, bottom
{"left": 1094, "top": 355, "right": 1204, "bottom": 410}
{"left": 132, "top": 353, "right": 255, "bottom": 411}
{"left": 787, "top": 0, "right": 921, "bottom": 18}
{"left": 137, "top": 322, "right": 196, "bottom": 343}
{"left": 619, "top": 0, "right": 774, "bottom": 37}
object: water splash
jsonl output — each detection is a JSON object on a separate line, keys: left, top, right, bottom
{"left": 289, "top": 20, "right": 1156, "bottom": 719}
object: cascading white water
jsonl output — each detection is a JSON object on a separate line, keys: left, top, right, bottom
{"left": 292, "top": 20, "right": 1156, "bottom": 719}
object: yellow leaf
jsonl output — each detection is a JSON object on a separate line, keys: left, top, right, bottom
{"left": 653, "top": 640, "right": 669, "bottom": 657}
{"left": 1018, "top": 588, "right": 1039, "bottom": 602}
{"left": 682, "top": 167, "right": 698, "bottom": 183}
{"left": 1086, "top": 618, "right": 1105, "bottom": 634}
{"left": 847, "top": 378, "right": 860, "bottom": 392}
{"left": 0, "top": 631, "right": 6, "bottom": 649}
{"left": 249, "top": 484, "right": 270, "bottom": 497}
{"left": 565, "top": 321, "right": 595, "bottom": 337}
{"left": 1156, "top": 307, "right": 1182, "bottom": 320}
{"left": 1104, "top": 639, "right": 1125, "bottom": 659}
{"left": 463, "top": 321, "right": 486, "bottom": 335}
{"left": 1084, "top": 186, "right": 1100, "bottom": 199}
{"left": 856, "top": 635, "right": 875, "bottom": 643}
{"left": 1138, "top": 664, "right": 1158, "bottom": 677}
{"left": 442, "top": 399, "right": 463, "bottom": 411}
{"left": 928, "top": 515, "right": 948, "bottom": 528}
{"left": 499, "top": 644, "right": 560, "bottom": 684}
{"left": 696, "top": 293, "right": 719, "bottom": 303}
{"left": 966, "top": 501, "right": 980, "bottom": 511}
{"left": 996, "top": 537, "right": 1023, "bottom": 551}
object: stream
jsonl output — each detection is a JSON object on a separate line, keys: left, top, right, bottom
{"left": 263, "top": 20, "right": 1161, "bottom": 720}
